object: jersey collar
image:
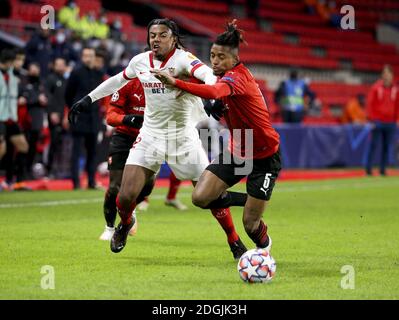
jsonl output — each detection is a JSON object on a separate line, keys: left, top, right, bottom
{"left": 149, "top": 48, "right": 177, "bottom": 69}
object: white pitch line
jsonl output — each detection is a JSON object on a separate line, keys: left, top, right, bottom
{"left": 0, "top": 198, "right": 103, "bottom": 208}
{"left": 0, "top": 179, "right": 398, "bottom": 209}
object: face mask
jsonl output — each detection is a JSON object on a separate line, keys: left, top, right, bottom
{"left": 56, "top": 33, "right": 66, "bottom": 44}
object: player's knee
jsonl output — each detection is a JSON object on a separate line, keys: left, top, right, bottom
{"left": 14, "top": 139, "right": 29, "bottom": 153}
{"left": 0, "top": 144, "right": 5, "bottom": 160}
{"left": 117, "top": 190, "right": 136, "bottom": 210}
{"left": 108, "top": 185, "right": 120, "bottom": 197}
{"left": 191, "top": 190, "right": 210, "bottom": 209}
{"left": 18, "top": 144, "right": 29, "bottom": 153}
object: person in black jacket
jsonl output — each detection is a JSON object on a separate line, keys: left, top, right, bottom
{"left": 25, "top": 29, "right": 52, "bottom": 78}
{"left": 45, "top": 57, "right": 68, "bottom": 177}
{"left": 19, "top": 62, "right": 47, "bottom": 178}
{"left": 65, "top": 47, "right": 103, "bottom": 189}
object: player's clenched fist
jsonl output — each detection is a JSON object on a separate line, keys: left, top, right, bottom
{"left": 68, "top": 95, "right": 92, "bottom": 124}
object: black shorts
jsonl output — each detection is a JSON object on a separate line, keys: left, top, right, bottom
{"left": 207, "top": 149, "right": 282, "bottom": 201}
{"left": 108, "top": 132, "right": 137, "bottom": 171}
{"left": 5, "top": 121, "right": 22, "bottom": 138}
{"left": 0, "top": 122, "right": 5, "bottom": 142}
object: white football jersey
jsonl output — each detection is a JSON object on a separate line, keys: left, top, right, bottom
{"left": 123, "top": 48, "right": 216, "bottom": 139}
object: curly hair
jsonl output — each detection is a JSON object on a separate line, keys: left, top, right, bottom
{"left": 146, "top": 18, "right": 185, "bottom": 50}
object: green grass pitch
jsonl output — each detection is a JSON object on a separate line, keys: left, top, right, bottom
{"left": 1, "top": 177, "right": 398, "bottom": 300}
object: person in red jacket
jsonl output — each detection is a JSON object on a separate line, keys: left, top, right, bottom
{"left": 100, "top": 78, "right": 187, "bottom": 241}
{"left": 152, "top": 20, "right": 281, "bottom": 253}
{"left": 365, "top": 64, "right": 399, "bottom": 176}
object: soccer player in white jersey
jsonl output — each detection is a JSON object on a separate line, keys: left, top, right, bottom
{"left": 68, "top": 19, "right": 248, "bottom": 258}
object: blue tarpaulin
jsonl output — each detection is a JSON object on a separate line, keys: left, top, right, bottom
{"left": 157, "top": 124, "right": 399, "bottom": 177}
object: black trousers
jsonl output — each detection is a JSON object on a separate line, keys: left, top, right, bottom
{"left": 47, "top": 123, "right": 63, "bottom": 174}
{"left": 365, "top": 122, "right": 396, "bottom": 175}
{"left": 26, "top": 129, "right": 40, "bottom": 176}
{"left": 71, "top": 132, "right": 97, "bottom": 189}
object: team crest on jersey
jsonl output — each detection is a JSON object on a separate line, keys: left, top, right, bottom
{"left": 111, "top": 92, "right": 119, "bottom": 102}
{"left": 168, "top": 67, "right": 176, "bottom": 76}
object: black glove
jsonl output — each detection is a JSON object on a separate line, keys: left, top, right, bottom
{"left": 122, "top": 114, "right": 144, "bottom": 128}
{"left": 68, "top": 95, "right": 92, "bottom": 124}
{"left": 204, "top": 99, "right": 226, "bottom": 121}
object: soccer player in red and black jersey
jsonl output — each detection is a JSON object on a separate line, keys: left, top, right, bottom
{"left": 100, "top": 78, "right": 145, "bottom": 240}
{"left": 153, "top": 20, "right": 281, "bottom": 252}
{"left": 100, "top": 77, "right": 188, "bottom": 240}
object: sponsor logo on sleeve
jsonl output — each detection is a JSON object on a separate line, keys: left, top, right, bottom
{"left": 222, "top": 76, "right": 235, "bottom": 83}
{"left": 190, "top": 60, "right": 201, "bottom": 67}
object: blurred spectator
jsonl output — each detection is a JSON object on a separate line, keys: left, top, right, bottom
{"left": 305, "top": 0, "right": 317, "bottom": 14}
{"left": 58, "top": 0, "right": 79, "bottom": 30}
{"left": 109, "top": 19, "right": 123, "bottom": 41}
{"left": 326, "top": 1, "right": 340, "bottom": 28}
{"left": 12, "top": 48, "right": 27, "bottom": 80}
{"left": 93, "top": 48, "right": 108, "bottom": 75}
{"left": 25, "top": 29, "right": 52, "bottom": 78}
{"left": 65, "top": 47, "right": 103, "bottom": 189}
{"left": 341, "top": 94, "right": 367, "bottom": 124}
{"left": 51, "top": 27, "right": 79, "bottom": 65}
{"left": 79, "top": 12, "right": 97, "bottom": 40}
{"left": 59, "top": 3, "right": 109, "bottom": 40}
{"left": 45, "top": 58, "right": 68, "bottom": 177}
{"left": 306, "top": 0, "right": 340, "bottom": 27}
{"left": 95, "top": 13, "right": 110, "bottom": 40}
{"left": 19, "top": 63, "right": 48, "bottom": 178}
{"left": 365, "top": 65, "right": 399, "bottom": 176}
{"left": 274, "top": 70, "right": 316, "bottom": 123}
{"left": 0, "top": 49, "right": 29, "bottom": 189}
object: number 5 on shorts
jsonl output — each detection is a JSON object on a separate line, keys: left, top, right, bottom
{"left": 260, "top": 173, "right": 272, "bottom": 196}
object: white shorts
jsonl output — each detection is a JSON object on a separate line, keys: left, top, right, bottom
{"left": 125, "top": 130, "right": 209, "bottom": 181}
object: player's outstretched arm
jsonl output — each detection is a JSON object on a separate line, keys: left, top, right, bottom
{"left": 151, "top": 70, "right": 231, "bottom": 99}
{"left": 68, "top": 71, "right": 131, "bottom": 124}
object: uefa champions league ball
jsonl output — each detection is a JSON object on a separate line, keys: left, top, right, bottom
{"left": 237, "top": 248, "right": 276, "bottom": 283}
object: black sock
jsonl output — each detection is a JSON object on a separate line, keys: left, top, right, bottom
{"left": 205, "top": 191, "right": 248, "bottom": 209}
{"left": 15, "top": 153, "right": 27, "bottom": 182}
{"left": 103, "top": 190, "right": 117, "bottom": 228}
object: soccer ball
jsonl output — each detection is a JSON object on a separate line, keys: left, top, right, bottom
{"left": 237, "top": 248, "right": 276, "bottom": 283}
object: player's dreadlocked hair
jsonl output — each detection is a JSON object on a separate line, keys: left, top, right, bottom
{"left": 214, "top": 19, "right": 246, "bottom": 51}
{"left": 146, "top": 18, "right": 185, "bottom": 50}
